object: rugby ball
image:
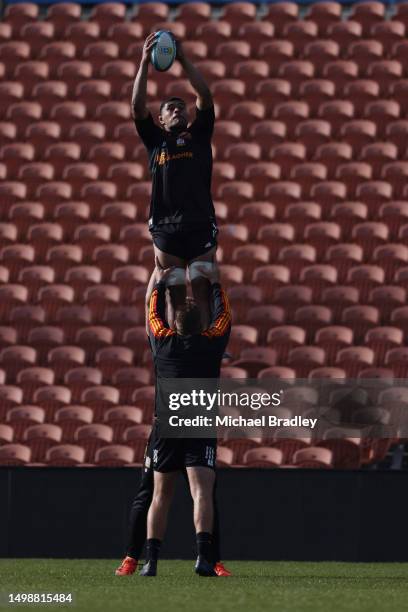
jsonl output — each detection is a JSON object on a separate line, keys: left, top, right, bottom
{"left": 151, "top": 30, "right": 176, "bottom": 72}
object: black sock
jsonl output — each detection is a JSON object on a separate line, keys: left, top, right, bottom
{"left": 196, "top": 532, "right": 212, "bottom": 562}
{"left": 146, "top": 538, "right": 161, "bottom": 562}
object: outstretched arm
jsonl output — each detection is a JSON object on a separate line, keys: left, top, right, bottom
{"left": 176, "top": 40, "right": 213, "bottom": 110}
{"left": 131, "top": 33, "right": 156, "bottom": 120}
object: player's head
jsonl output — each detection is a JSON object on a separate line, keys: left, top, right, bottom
{"left": 174, "top": 298, "right": 202, "bottom": 335}
{"left": 159, "top": 97, "right": 188, "bottom": 132}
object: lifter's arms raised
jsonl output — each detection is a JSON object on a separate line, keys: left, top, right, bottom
{"left": 131, "top": 33, "right": 156, "bottom": 120}
{"left": 147, "top": 259, "right": 176, "bottom": 339}
{"left": 176, "top": 40, "right": 213, "bottom": 110}
{"left": 198, "top": 263, "right": 232, "bottom": 337}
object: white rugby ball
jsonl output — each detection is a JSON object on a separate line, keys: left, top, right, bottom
{"left": 151, "top": 30, "right": 176, "bottom": 72}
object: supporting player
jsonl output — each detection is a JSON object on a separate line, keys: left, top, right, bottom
{"left": 139, "top": 260, "right": 231, "bottom": 576}
{"left": 115, "top": 263, "right": 231, "bottom": 577}
{"left": 131, "top": 33, "right": 218, "bottom": 329}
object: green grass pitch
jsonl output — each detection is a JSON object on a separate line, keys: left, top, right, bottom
{"left": 1, "top": 560, "right": 408, "bottom": 612}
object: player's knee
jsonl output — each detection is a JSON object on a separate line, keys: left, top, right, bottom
{"left": 188, "top": 261, "right": 213, "bottom": 283}
{"left": 167, "top": 267, "right": 186, "bottom": 287}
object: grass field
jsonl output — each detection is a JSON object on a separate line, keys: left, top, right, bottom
{"left": 1, "top": 560, "right": 408, "bottom": 612}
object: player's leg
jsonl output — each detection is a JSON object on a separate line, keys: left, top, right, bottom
{"left": 153, "top": 243, "right": 186, "bottom": 326}
{"left": 186, "top": 465, "right": 217, "bottom": 576}
{"left": 115, "top": 434, "right": 154, "bottom": 575}
{"left": 140, "top": 470, "right": 178, "bottom": 576}
{"left": 188, "top": 246, "right": 217, "bottom": 329}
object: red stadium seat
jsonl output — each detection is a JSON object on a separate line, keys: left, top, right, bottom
{"left": 323, "top": 60, "right": 358, "bottom": 96}
{"left": 304, "top": 40, "right": 339, "bottom": 75}
{"left": 336, "top": 346, "right": 375, "bottom": 376}
{"left": 365, "top": 326, "right": 403, "bottom": 365}
{"left": 0, "top": 43, "right": 30, "bottom": 77}
{"left": 336, "top": 162, "right": 372, "bottom": 198}
{"left": 344, "top": 79, "right": 379, "bottom": 115}
{"left": 54, "top": 405, "right": 93, "bottom": 443}
{"left": 25, "top": 423, "right": 62, "bottom": 462}
{"left": 293, "top": 446, "right": 333, "bottom": 469}
{"left": 16, "top": 369, "right": 54, "bottom": 405}
{"left": 95, "top": 444, "right": 134, "bottom": 467}
{"left": 7, "top": 405, "right": 45, "bottom": 443}
{"left": 75, "top": 82, "right": 111, "bottom": 116}
{"left": 348, "top": 2, "right": 385, "bottom": 36}
{"left": 0, "top": 444, "right": 31, "bottom": 466}
{"left": 39, "top": 42, "right": 76, "bottom": 77}
{"left": 196, "top": 21, "right": 231, "bottom": 50}
{"left": 373, "top": 244, "right": 408, "bottom": 283}
{"left": 46, "top": 3, "right": 81, "bottom": 37}
{"left": 48, "top": 346, "right": 86, "bottom": 382}
{"left": 177, "top": 3, "right": 211, "bottom": 30}
{"left": 329, "top": 20, "right": 362, "bottom": 49}
{"left": 347, "top": 265, "right": 384, "bottom": 302}
{"left": 132, "top": 3, "right": 169, "bottom": 36}
{"left": 278, "top": 60, "right": 315, "bottom": 96}
{"left": 291, "top": 162, "right": 327, "bottom": 197}
{"left": 64, "top": 367, "right": 102, "bottom": 403}
{"left": 123, "top": 424, "right": 151, "bottom": 461}
{"left": 341, "top": 305, "right": 379, "bottom": 343}
{"left": 90, "top": 3, "right": 126, "bottom": 36}
{"left": 4, "top": 3, "right": 39, "bottom": 36}
{"left": 75, "top": 423, "right": 113, "bottom": 462}
{"left": 75, "top": 326, "right": 113, "bottom": 363}
{"left": 306, "top": 2, "right": 341, "bottom": 35}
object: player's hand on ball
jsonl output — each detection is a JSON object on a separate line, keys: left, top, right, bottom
{"left": 175, "top": 38, "right": 185, "bottom": 63}
{"left": 142, "top": 32, "right": 157, "bottom": 64}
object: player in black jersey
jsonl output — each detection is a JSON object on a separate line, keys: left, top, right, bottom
{"left": 137, "top": 260, "right": 231, "bottom": 577}
{"left": 115, "top": 264, "right": 231, "bottom": 577}
{"left": 131, "top": 33, "right": 218, "bottom": 329}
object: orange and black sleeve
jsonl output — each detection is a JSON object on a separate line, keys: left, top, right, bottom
{"left": 148, "top": 282, "right": 175, "bottom": 345}
{"left": 202, "top": 283, "right": 231, "bottom": 338}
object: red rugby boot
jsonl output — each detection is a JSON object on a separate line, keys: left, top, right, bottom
{"left": 115, "top": 556, "right": 138, "bottom": 576}
{"left": 214, "top": 562, "right": 232, "bottom": 577}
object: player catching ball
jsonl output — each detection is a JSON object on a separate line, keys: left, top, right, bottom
{"left": 132, "top": 32, "right": 218, "bottom": 329}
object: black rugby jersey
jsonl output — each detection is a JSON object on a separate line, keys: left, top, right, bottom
{"left": 134, "top": 106, "right": 216, "bottom": 231}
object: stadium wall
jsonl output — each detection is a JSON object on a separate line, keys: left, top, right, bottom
{"left": 1, "top": 467, "right": 408, "bottom": 562}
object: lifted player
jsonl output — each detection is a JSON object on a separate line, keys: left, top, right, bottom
{"left": 115, "top": 265, "right": 231, "bottom": 578}
{"left": 131, "top": 33, "right": 218, "bottom": 329}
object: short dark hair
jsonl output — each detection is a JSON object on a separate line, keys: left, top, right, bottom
{"left": 160, "top": 97, "right": 186, "bottom": 113}
{"left": 175, "top": 300, "right": 202, "bottom": 335}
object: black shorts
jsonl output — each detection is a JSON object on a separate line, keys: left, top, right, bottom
{"left": 151, "top": 429, "right": 217, "bottom": 473}
{"left": 151, "top": 223, "right": 218, "bottom": 261}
